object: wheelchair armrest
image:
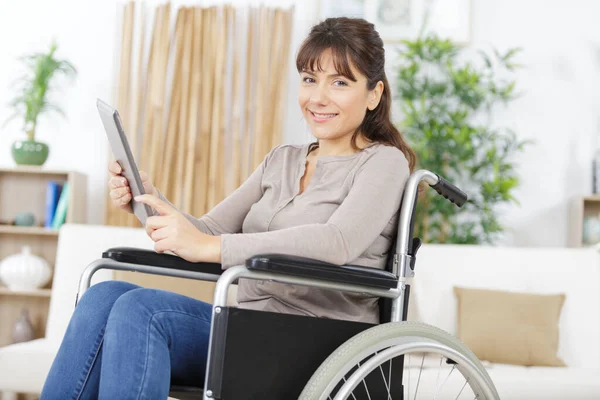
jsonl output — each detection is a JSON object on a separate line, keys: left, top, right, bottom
{"left": 246, "top": 254, "right": 398, "bottom": 289}
{"left": 102, "top": 247, "right": 223, "bottom": 276}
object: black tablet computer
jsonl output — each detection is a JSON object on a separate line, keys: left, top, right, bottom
{"left": 96, "top": 98, "right": 152, "bottom": 225}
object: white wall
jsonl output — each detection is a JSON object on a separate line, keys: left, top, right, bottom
{"left": 1, "top": 0, "right": 599, "bottom": 246}
{"left": 468, "top": 0, "right": 600, "bottom": 246}
{"left": 0, "top": 0, "right": 122, "bottom": 224}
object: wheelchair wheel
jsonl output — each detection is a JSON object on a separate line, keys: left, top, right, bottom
{"left": 299, "top": 321, "right": 500, "bottom": 400}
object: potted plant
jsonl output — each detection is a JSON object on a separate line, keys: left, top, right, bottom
{"left": 394, "top": 34, "right": 532, "bottom": 244}
{"left": 2, "top": 41, "right": 77, "bottom": 166}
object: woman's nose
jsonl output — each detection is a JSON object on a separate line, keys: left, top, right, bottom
{"left": 309, "top": 85, "right": 329, "bottom": 105}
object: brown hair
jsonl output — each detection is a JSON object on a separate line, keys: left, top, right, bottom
{"left": 296, "top": 17, "right": 416, "bottom": 171}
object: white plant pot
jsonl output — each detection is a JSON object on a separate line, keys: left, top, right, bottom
{"left": 0, "top": 246, "right": 51, "bottom": 290}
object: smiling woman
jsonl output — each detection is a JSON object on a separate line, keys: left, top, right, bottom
{"left": 295, "top": 17, "right": 416, "bottom": 167}
{"left": 41, "top": 17, "right": 418, "bottom": 400}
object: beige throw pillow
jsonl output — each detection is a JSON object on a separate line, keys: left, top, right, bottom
{"left": 453, "top": 286, "right": 566, "bottom": 367}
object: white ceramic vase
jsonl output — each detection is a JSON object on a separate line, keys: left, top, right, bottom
{"left": 0, "top": 246, "right": 51, "bottom": 290}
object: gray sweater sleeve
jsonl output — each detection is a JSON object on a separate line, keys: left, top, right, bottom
{"left": 157, "top": 149, "right": 273, "bottom": 235}
{"left": 220, "top": 147, "right": 410, "bottom": 268}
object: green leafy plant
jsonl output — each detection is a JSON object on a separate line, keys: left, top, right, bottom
{"left": 3, "top": 41, "right": 77, "bottom": 142}
{"left": 394, "top": 34, "right": 531, "bottom": 244}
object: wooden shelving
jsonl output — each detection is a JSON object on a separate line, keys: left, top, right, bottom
{"left": 569, "top": 195, "right": 600, "bottom": 247}
{"left": 0, "top": 225, "right": 59, "bottom": 236}
{"left": 0, "top": 288, "right": 52, "bottom": 297}
{"left": 0, "top": 167, "right": 87, "bottom": 347}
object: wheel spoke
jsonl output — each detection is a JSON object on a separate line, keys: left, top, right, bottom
{"left": 376, "top": 357, "right": 393, "bottom": 400}
{"left": 435, "top": 364, "right": 456, "bottom": 398}
{"left": 356, "top": 361, "right": 372, "bottom": 400}
{"left": 388, "top": 358, "right": 392, "bottom": 398}
{"left": 455, "top": 379, "right": 469, "bottom": 400}
{"left": 413, "top": 354, "right": 425, "bottom": 400}
{"left": 406, "top": 354, "right": 411, "bottom": 400}
{"left": 433, "top": 356, "right": 444, "bottom": 399}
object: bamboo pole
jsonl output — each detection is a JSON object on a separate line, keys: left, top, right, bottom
{"left": 120, "top": 2, "right": 144, "bottom": 226}
{"left": 263, "top": 8, "right": 282, "bottom": 157}
{"left": 126, "top": 2, "right": 151, "bottom": 227}
{"left": 130, "top": 2, "right": 146, "bottom": 162}
{"left": 229, "top": 6, "right": 242, "bottom": 192}
{"left": 216, "top": 7, "right": 230, "bottom": 203}
{"left": 194, "top": 7, "right": 215, "bottom": 216}
{"left": 113, "top": 1, "right": 134, "bottom": 227}
{"left": 251, "top": 6, "right": 270, "bottom": 171}
{"left": 159, "top": 8, "right": 186, "bottom": 198}
{"left": 242, "top": 6, "right": 257, "bottom": 183}
{"left": 207, "top": 7, "right": 226, "bottom": 210}
{"left": 173, "top": 7, "right": 194, "bottom": 209}
{"left": 139, "top": 5, "right": 164, "bottom": 172}
{"left": 270, "top": 8, "right": 294, "bottom": 150}
{"left": 148, "top": 3, "right": 171, "bottom": 181}
{"left": 221, "top": 5, "right": 233, "bottom": 197}
{"left": 183, "top": 7, "right": 203, "bottom": 212}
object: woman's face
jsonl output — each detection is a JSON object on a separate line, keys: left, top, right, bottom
{"left": 298, "top": 49, "right": 382, "bottom": 144}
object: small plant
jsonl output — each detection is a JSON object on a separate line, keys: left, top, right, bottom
{"left": 3, "top": 41, "right": 77, "bottom": 142}
{"left": 394, "top": 34, "right": 531, "bottom": 244}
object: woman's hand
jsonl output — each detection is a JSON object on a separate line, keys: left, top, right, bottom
{"left": 134, "top": 194, "right": 221, "bottom": 263}
{"left": 108, "top": 161, "right": 157, "bottom": 214}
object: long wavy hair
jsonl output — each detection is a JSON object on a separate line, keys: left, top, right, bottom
{"left": 296, "top": 17, "right": 416, "bottom": 171}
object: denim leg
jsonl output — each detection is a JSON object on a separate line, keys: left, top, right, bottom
{"left": 98, "top": 288, "right": 212, "bottom": 400}
{"left": 40, "top": 280, "right": 141, "bottom": 400}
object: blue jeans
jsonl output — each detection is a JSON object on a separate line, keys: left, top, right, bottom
{"left": 40, "top": 280, "right": 213, "bottom": 400}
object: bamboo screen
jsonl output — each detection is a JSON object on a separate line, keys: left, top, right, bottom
{"left": 106, "top": 2, "right": 295, "bottom": 227}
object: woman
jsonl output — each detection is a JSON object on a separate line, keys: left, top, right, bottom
{"left": 41, "top": 16, "right": 416, "bottom": 400}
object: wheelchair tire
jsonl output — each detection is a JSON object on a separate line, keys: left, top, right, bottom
{"left": 298, "top": 321, "right": 500, "bottom": 400}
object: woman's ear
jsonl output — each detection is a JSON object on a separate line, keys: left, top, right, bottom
{"left": 367, "top": 81, "right": 384, "bottom": 111}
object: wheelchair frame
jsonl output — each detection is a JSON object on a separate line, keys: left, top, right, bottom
{"left": 76, "top": 169, "right": 466, "bottom": 400}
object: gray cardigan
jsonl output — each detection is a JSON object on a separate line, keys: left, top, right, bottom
{"left": 162, "top": 142, "right": 409, "bottom": 323}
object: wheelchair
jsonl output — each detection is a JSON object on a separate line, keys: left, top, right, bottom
{"left": 76, "top": 169, "right": 500, "bottom": 400}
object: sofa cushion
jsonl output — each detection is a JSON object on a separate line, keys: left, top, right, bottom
{"left": 0, "top": 339, "right": 58, "bottom": 393}
{"left": 453, "top": 286, "right": 566, "bottom": 366}
{"left": 400, "top": 364, "right": 600, "bottom": 399}
{"left": 487, "top": 365, "right": 600, "bottom": 400}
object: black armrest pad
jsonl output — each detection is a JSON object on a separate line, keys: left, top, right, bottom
{"left": 246, "top": 254, "right": 398, "bottom": 289}
{"left": 102, "top": 247, "right": 223, "bottom": 275}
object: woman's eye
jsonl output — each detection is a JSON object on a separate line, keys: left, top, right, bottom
{"left": 333, "top": 80, "right": 348, "bottom": 87}
{"left": 303, "top": 76, "right": 315, "bottom": 83}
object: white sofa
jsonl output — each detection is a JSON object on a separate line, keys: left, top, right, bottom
{"left": 1, "top": 223, "right": 599, "bottom": 399}
{"left": 409, "top": 244, "right": 600, "bottom": 399}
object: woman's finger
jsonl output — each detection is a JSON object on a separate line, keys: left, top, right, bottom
{"left": 145, "top": 215, "right": 169, "bottom": 231}
{"left": 119, "top": 193, "right": 132, "bottom": 205}
{"left": 109, "top": 176, "right": 128, "bottom": 189}
{"left": 108, "top": 161, "right": 122, "bottom": 175}
{"left": 154, "top": 238, "right": 172, "bottom": 254}
{"left": 135, "top": 194, "right": 173, "bottom": 216}
{"left": 110, "top": 186, "right": 130, "bottom": 199}
{"left": 150, "top": 226, "right": 169, "bottom": 242}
